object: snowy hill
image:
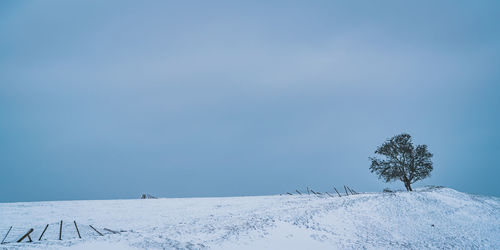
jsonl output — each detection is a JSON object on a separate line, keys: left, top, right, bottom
{"left": 1, "top": 187, "right": 499, "bottom": 249}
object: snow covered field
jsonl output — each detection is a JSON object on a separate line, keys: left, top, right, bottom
{"left": 1, "top": 187, "right": 499, "bottom": 249}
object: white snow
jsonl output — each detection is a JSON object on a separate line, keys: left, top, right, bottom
{"left": 1, "top": 186, "right": 499, "bottom": 249}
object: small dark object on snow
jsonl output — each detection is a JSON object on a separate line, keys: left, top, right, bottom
{"left": 141, "top": 194, "right": 157, "bottom": 199}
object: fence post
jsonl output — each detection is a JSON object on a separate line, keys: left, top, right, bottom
{"left": 347, "top": 186, "right": 355, "bottom": 195}
{"left": 74, "top": 221, "right": 81, "bottom": 239}
{"left": 347, "top": 187, "right": 358, "bottom": 195}
{"left": 334, "top": 187, "right": 342, "bottom": 197}
{"left": 39, "top": 224, "right": 49, "bottom": 241}
{"left": 1, "top": 226, "right": 12, "bottom": 244}
{"left": 16, "top": 228, "right": 34, "bottom": 243}
{"left": 89, "top": 225, "right": 103, "bottom": 236}
{"left": 311, "top": 190, "right": 323, "bottom": 198}
{"left": 296, "top": 190, "right": 302, "bottom": 195}
{"left": 103, "top": 228, "right": 119, "bottom": 234}
{"left": 344, "top": 186, "right": 349, "bottom": 196}
{"left": 59, "top": 220, "right": 63, "bottom": 240}
{"left": 307, "top": 187, "right": 310, "bottom": 195}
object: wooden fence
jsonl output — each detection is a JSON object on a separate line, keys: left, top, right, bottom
{"left": 0, "top": 220, "right": 120, "bottom": 245}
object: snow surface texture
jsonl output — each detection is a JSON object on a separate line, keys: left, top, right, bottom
{"left": 1, "top": 187, "right": 499, "bottom": 249}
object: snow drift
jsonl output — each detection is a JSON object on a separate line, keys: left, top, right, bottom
{"left": 1, "top": 186, "right": 499, "bottom": 249}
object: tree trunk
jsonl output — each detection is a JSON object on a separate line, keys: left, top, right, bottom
{"left": 404, "top": 181, "right": 413, "bottom": 191}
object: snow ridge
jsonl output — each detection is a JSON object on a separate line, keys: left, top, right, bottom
{"left": 0, "top": 187, "right": 499, "bottom": 249}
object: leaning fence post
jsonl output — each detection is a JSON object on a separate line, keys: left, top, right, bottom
{"left": 16, "top": 228, "right": 34, "bottom": 243}
{"left": 311, "top": 190, "right": 323, "bottom": 198}
{"left": 39, "top": 224, "right": 49, "bottom": 241}
{"left": 334, "top": 187, "right": 342, "bottom": 197}
{"left": 59, "top": 220, "right": 63, "bottom": 240}
{"left": 346, "top": 186, "right": 352, "bottom": 194}
{"left": 103, "top": 228, "right": 119, "bottom": 234}
{"left": 296, "top": 190, "right": 302, "bottom": 195}
{"left": 89, "top": 225, "right": 103, "bottom": 236}
{"left": 326, "top": 192, "right": 335, "bottom": 198}
{"left": 344, "top": 185, "right": 349, "bottom": 196}
{"left": 1, "top": 226, "right": 12, "bottom": 244}
{"left": 347, "top": 186, "right": 355, "bottom": 195}
{"left": 74, "top": 221, "right": 81, "bottom": 239}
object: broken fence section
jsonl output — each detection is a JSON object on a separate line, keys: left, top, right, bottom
{"left": 0, "top": 221, "right": 121, "bottom": 245}
{"left": 283, "top": 185, "right": 360, "bottom": 198}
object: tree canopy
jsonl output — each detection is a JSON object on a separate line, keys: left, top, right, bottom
{"left": 369, "top": 133, "right": 433, "bottom": 191}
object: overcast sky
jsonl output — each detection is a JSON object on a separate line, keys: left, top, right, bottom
{"left": 1, "top": 1, "right": 499, "bottom": 202}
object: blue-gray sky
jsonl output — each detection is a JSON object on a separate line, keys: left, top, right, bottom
{"left": 1, "top": 1, "right": 499, "bottom": 202}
